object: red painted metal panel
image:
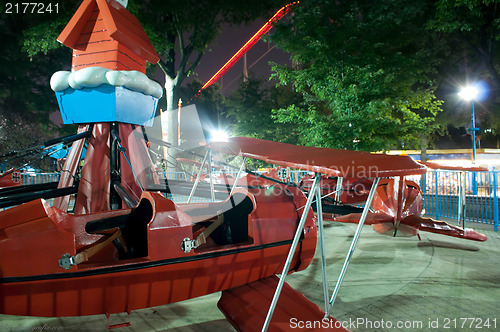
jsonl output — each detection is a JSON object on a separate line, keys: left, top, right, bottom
{"left": 71, "top": 41, "right": 147, "bottom": 72}
{"left": 98, "top": 0, "right": 159, "bottom": 63}
{"left": 0, "top": 170, "right": 21, "bottom": 188}
{"left": 74, "top": 20, "right": 105, "bottom": 49}
{"left": 300, "top": 174, "right": 373, "bottom": 205}
{"left": 75, "top": 29, "right": 110, "bottom": 48}
{"left": 333, "top": 179, "right": 488, "bottom": 241}
{"left": 420, "top": 160, "right": 488, "bottom": 172}
{"left": 0, "top": 202, "right": 75, "bottom": 278}
{"left": 74, "top": 124, "right": 111, "bottom": 214}
{"left": 401, "top": 215, "right": 488, "bottom": 241}
{"left": 218, "top": 275, "right": 349, "bottom": 332}
{"left": 0, "top": 184, "right": 316, "bottom": 317}
{"left": 0, "top": 245, "right": 296, "bottom": 317}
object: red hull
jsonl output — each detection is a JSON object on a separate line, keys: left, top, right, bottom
{"left": 0, "top": 186, "right": 316, "bottom": 317}
{"left": 1, "top": 243, "right": 300, "bottom": 317}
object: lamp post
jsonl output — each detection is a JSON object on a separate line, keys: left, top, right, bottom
{"left": 459, "top": 85, "right": 480, "bottom": 198}
{"left": 458, "top": 86, "right": 479, "bottom": 164}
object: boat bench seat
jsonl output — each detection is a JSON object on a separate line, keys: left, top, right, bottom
{"left": 85, "top": 199, "right": 153, "bottom": 258}
{"left": 185, "top": 193, "right": 254, "bottom": 245}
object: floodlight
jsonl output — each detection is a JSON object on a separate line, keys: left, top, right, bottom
{"left": 209, "top": 129, "right": 229, "bottom": 142}
{"left": 458, "top": 86, "right": 479, "bottom": 101}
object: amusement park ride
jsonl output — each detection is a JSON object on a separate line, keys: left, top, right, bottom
{"left": 0, "top": 1, "right": 487, "bottom": 331}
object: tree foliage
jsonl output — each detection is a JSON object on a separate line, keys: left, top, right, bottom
{"left": 224, "top": 76, "right": 301, "bottom": 143}
{"left": 19, "top": 0, "right": 288, "bottom": 148}
{"left": 129, "top": 0, "right": 288, "bottom": 147}
{"left": 429, "top": 0, "right": 500, "bottom": 145}
{"left": 270, "top": 0, "right": 444, "bottom": 151}
{"left": 0, "top": 0, "right": 77, "bottom": 162}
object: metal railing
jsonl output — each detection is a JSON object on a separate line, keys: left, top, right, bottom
{"left": 415, "top": 170, "right": 499, "bottom": 231}
{"left": 21, "top": 172, "right": 60, "bottom": 185}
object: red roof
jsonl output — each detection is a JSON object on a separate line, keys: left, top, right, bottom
{"left": 57, "top": 0, "right": 159, "bottom": 64}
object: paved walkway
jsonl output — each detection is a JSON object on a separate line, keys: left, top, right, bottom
{"left": 1, "top": 221, "right": 498, "bottom": 331}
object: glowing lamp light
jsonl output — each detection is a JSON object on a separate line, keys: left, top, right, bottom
{"left": 209, "top": 129, "right": 229, "bottom": 142}
{"left": 458, "top": 86, "right": 479, "bottom": 101}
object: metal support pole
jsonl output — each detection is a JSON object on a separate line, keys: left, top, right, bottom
{"left": 315, "top": 176, "right": 329, "bottom": 314}
{"left": 177, "top": 98, "right": 182, "bottom": 146}
{"left": 458, "top": 171, "right": 466, "bottom": 228}
{"left": 110, "top": 128, "right": 144, "bottom": 191}
{"left": 421, "top": 172, "right": 427, "bottom": 194}
{"left": 230, "top": 157, "right": 247, "bottom": 196}
{"left": 207, "top": 149, "right": 215, "bottom": 202}
{"left": 471, "top": 100, "right": 479, "bottom": 196}
{"left": 261, "top": 175, "right": 321, "bottom": 332}
{"left": 471, "top": 100, "right": 477, "bottom": 164}
{"left": 472, "top": 171, "right": 478, "bottom": 196}
{"left": 187, "top": 149, "right": 210, "bottom": 203}
{"left": 335, "top": 177, "right": 343, "bottom": 203}
{"left": 434, "top": 170, "right": 439, "bottom": 220}
{"left": 493, "top": 168, "right": 499, "bottom": 232}
{"left": 326, "top": 177, "right": 380, "bottom": 317}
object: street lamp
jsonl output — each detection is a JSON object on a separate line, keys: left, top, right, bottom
{"left": 458, "top": 86, "right": 479, "bottom": 164}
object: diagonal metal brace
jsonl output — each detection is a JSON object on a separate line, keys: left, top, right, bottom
{"left": 261, "top": 174, "right": 322, "bottom": 332}
{"left": 326, "top": 177, "right": 380, "bottom": 317}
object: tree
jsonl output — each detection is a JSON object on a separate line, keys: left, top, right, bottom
{"left": 224, "top": 76, "right": 301, "bottom": 144}
{"left": 128, "top": 0, "right": 288, "bottom": 149}
{"left": 270, "top": 0, "right": 444, "bottom": 152}
{"left": 0, "top": 0, "right": 77, "bottom": 167}
{"left": 21, "top": 0, "right": 288, "bottom": 147}
{"left": 429, "top": 0, "right": 500, "bottom": 146}
{"left": 179, "top": 78, "right": 228, "bottom": 139}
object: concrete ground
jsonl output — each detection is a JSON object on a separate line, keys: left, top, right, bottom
{"left": 1, "top": 219, "right": 498, "bottom": 331}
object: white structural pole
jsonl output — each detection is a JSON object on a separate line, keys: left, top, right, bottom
{"left": 315, "top": 178, "right": 329, "bottom": 313}
{"left": 261, "top": 175, "right": 322, "bottom": 332}
{"left": 187, "top": 149, "right": 210, "bottom": 203}
{"left": 326, "top": 177, "right": 380, "bottom": 317}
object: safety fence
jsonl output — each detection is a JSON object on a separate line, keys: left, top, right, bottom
{"left": 416, "top": 170, "right": 499, "bottom": 230}
{"left": 6, "top": 169, "right": 499, "bottom": 230}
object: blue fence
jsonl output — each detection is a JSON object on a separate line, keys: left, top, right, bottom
{"left": 21, "top": 172, "right": 60, "bottom": 185}
{"left": 416, "top": 170, "right": 499, "bottom": 231}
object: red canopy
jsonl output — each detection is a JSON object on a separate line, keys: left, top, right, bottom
{"left": 210, "top": 137, "right": 427, "bottom": 178}
{"left": 420, "top": 161, "right": 488, "bottom": 172}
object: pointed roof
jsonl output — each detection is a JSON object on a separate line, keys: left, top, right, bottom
{"left": 57, "top": 0, "right": 159, "bottom": 64}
